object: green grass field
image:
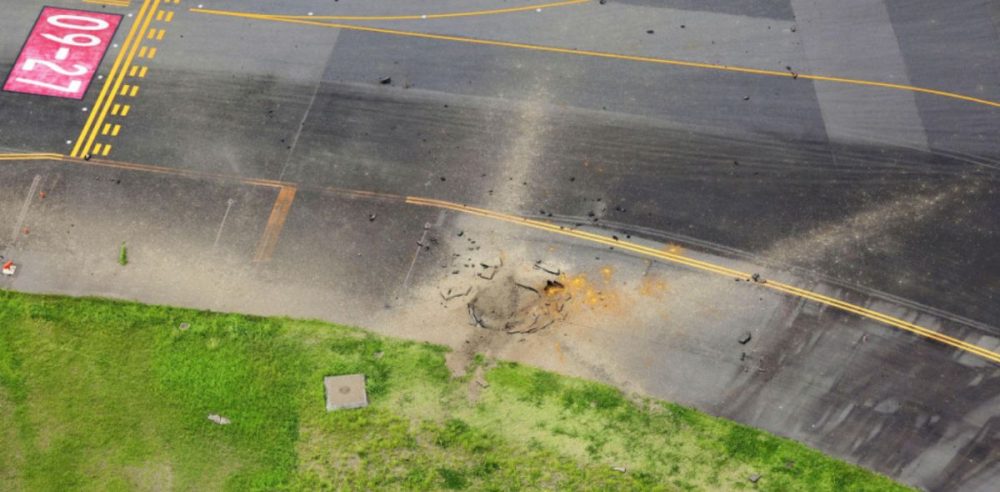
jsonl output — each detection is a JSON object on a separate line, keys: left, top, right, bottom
{"left": 0, "top": 291, "right": 910, "bottom": 491}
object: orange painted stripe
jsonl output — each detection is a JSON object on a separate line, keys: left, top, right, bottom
{"left": 253, "top": 186, "right": 297, "bottom": 261}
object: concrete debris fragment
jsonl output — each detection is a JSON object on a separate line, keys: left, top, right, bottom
{"left": 379, "top": 76, "right": 391, "bottom": 84}
{"left": 440, "top": 286, "right": 472, "bottom": 301}
{"left": 533, "top": 261, "right": 560, "bottom": 276}
{"left": 739, "top": 332, "right": 752, "bottom": 345}
{"left": 207, "top": 414, "right": 231, "bottom": 425}
{"left": 749, "top": 473, "right": 761, "bottom": 483}
{"left": 515, "top": 282, "right": 539, "bottom": 294}
{"left": 612, "top": 466, "right": 627, "bottom": 473}
{"left": 468, "top": 303, "right": 484, "bottom": 327}
{"left": 480, "top": 256, "right": 503, "bottom": 268}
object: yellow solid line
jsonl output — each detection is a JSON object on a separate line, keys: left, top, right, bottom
{"left": 0, "top": 153, "right": 63, "bottom": 161}
{"left": 265, "top": 0, "right": 588, "bottom": 21}
{"left": 111, "top": 124, "right": 122, "bottom": 137}
{"left": 193, "top": 9, "right": 1000, "bottom": 110}
{"left": 404, "top": 197, "right": 1000, "bottom": 365}
{"left": 72, "top": 0, "right": 155, "bottom": 157}
{"left": 156, "top": 29, "right": 166, "bottom": 41}
{"left": 80, "top": 0, "right": 161, "bottom": 158}
{"left": 9, "top": 149, "right": 997, "bottom": 365}
{"left": 121, "top": 105, "right": 131, "bottom": 116}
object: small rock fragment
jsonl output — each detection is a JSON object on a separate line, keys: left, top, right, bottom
{"left": 379, "top": 76, "right": 391, "bottom": 84}
{"left": 207, "top": 414, "right": 231, "bottom": 425}
{"left": 749, "top": 473, "right": 761, "bottom": 483}
{"left": 739, "top": 332, "right": 752, "bottom": 345}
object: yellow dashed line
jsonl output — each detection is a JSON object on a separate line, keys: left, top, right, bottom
{"left": 93, "top": 143, "right": 103, "bottom": 155}
{"left": 119, "top": 84, "right": 130, "bottom": 96}
{"left": 111, "top": 124, "right": 122, "bottom": 137}
{"left": 111, "top": 103, "right": 122, "bottom": 116}
{"left": 138, "top": 66, "right": 148, "bottom": 78}
{"left": 156, "top": 10, "right": 165, "bottom": 21}
{"left": 121, "top": 105, "right": 131, "bottom": 116}
{"left": 129, "top": 66, "right": 138, "bottom": 77}
{"left": 147, "top": 29, "right": 157, "bottom": 40}
{"left": 101, "top": 123, "right": 112, "bottom": 135}
{"left": 129, "top": 85, "right": 140, "bottom": 97}
{"left": 101, "top": 144, "right": 112, "bottom": 156}
{"left": 138, "top": 46, "right": 149, "bottom": 58}
{"left": 165, "top": 11, "right": 174, "bottom": 22}
{"left": 147, "top": 47, "right": 158, "bottom": 59}
{"left": 156, "top": 29, "right": 166, "bottom": 40}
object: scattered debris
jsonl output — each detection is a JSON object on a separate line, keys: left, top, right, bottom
{"left": 751, "top": 273, "right": 760, "bottom": 282}
{"left": 368, "top": 213, "right": 377, "bottom": 222}
{"left": 743, "top": 96, "right": 751, "bottom": 101}
{"left": 749, "top": 473, "right": 761, "bottom": 483}
{"left": 739, "top": 332, "right": 752, "bottom": 345}
{"left": 646, "top": 29, "right": 654, "bottom": 34}
{"left": 612, "top": 466, "right": 627, "bottom": 473}
{"left": 207, "top": 414, "right": 231, "bottom": 425}
{"left": 2, "top": 260, "right": 16, "bottom": 276}
{"left": 379, "top": 76, "right": 391, "bottom": 85}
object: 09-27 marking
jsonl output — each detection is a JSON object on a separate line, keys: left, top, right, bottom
{"left": 3, "top": 8, "right": 122, "bottom": 99}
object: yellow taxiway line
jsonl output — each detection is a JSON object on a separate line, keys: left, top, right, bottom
{"left": 254, "top": 0, "right": 588, "bottom": 21}
{"left": 2, "top": 151, "right": 997, "bottom": 364}
{"left": 190, "top": 7, "right": 1000, "bottom": 110}
{"left": 72, "top": 0, "right": 157, "bottom": 158}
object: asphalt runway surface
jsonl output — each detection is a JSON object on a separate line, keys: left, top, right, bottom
{"left": 1, "top": 1, "right": 999, "bottom": 490}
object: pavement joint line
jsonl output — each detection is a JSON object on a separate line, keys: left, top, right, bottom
{"left": 79, "top": 0, "right": 163, "bottom": 159}
{"left": 1, "top": 152, "right": 997, "bottom": 364}
{"left": 234, "top": 0, "right": 588, "bottom": 22}
{"left": 253, "top": 186, "right": 297, "bottom": 262}
{"left": 191, "top": 8, "right": 1000, "bottom": 110}
{"left": 71, "top": 0, "right": 155, "bottom": 158}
